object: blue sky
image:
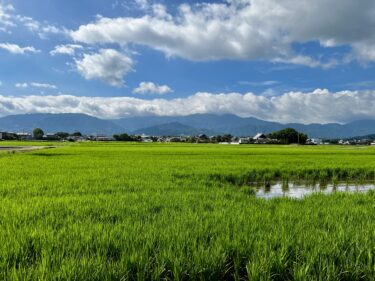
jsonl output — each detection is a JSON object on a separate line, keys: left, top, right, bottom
{"left": 0, "top": 0, "right": 375, "bottom": 123}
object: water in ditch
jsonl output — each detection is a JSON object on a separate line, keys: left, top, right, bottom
{"left": 254, "top": 181, "right": 375, "bottom": 199}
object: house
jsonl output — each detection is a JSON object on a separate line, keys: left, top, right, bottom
{"left": 167, "top": 137, "right": 184, "bottom": 142}
{"left": 96, "top": 135, "right": 114, "bottom": 141}
{"left": 239, "top": 137, "right": 250, "bottom": 144}
{"left": 141, "top": 134, "right": 153, "bottom": 143}
{"left": 252, "top": 133, "right": 268, "bottom": 144}
{"left": 43, "top": 133, "right": 59, "bottom": 140}
{"left": 67, "top": 135, "right": 88, "bottom": 142}
{"left": 307, "top": 138, "right": 323, "bottom": 145}
{"left": 253, "top": 133, "right": 267, "bottom": 140}
{"left": 17, "top": 132, "right": 33, "bottom": 140}
{"left": 0, "top": 131, "right": 17, "bottom": 140}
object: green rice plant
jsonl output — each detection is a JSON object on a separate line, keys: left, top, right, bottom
{"left": 0, "top": 143, "right": 375, "bottom": 279}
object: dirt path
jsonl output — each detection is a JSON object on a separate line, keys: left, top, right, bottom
{"left": 0, "top": 146, "right": 54, "bottom": 152}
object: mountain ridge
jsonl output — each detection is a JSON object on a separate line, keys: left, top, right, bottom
{"left": 0, "top": 113, "right": 123, "bottom": 135}
{"left": 0, "top": 113, "right": 374, "bottom": 138}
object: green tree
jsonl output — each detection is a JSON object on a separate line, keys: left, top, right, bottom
{"left": 55, "top": 132, "right": 70, "bottom": 140}
{"left": 268, "top": 128, "right": 308, "bottom": 144}
{"left": 71, "top": 132, "right": 82, "bottom": 137}
{"left": 33, "top": 128, "right": 44, "bottom": 140}
{"left": 113, "top": 133, "right": 133, "bottom": 141}
{"left": 222, "top": 134, "right": 233, "bottom": 142}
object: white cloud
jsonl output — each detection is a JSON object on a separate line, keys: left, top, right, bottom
{"left": 74, "top": 49, "right": 133, "bottom": 87}
{"left": 19, "top": 17, "right": 65, "bottom": 39}
{"left": 70, "top": 0, "right": 375, "bottom": 65}
{"left": 17, "top": 16, "right": 40, "bottom": 31}
{"left": 272, "top": 56, "right": 339, "bottom": 69}
{"left": 151, "top": 4, "right": 171, "bottom": 19}
{"left": 351, "top": 42, "right": 375, "bottom": 64}
{"left": 15, "top": 83, "right": 28, "bottom": 88}
{"left": 0, "top": 3, "right": 15, "bottom": 31}
{"left": 41, "top": 25, "right": 63, "bottom": 34}
{"left": 345, "top": 81, "right": 375, "bottom": 88}
{"left": 238, "top": 80, "right": 279, "bottom": 86}
{"left": 135, "top": 0, "right": 150, "bottom": 10}
{"left": 18, "top": 15, "right": 65, "bottom": 39}
{"left": 0, "top": 43, "right": 40, "bottom": 54}
{"left": 50, "top": 44, "right": 83, "bottom": 56}
{"left": 133, "top": 82, "right": 173, "bottom": 95}
{"left": 1, "top": 89, "right": 375, "bottom": 123}
{"left": 15, "top": 82, "right": 57, "bottom": 89}
{"left": 0, "top": 3, "right": 65, "bottom": 37}
{"left": 30, "top": 83, "right": 57, "bottom": 89}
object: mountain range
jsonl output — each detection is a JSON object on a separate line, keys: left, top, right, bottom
{"left": 0, "top": 113, "right": 374, "bottom": 139}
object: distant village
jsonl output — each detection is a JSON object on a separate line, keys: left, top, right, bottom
{"left": 1, "top": 127, "right": 375, "bottom": 146}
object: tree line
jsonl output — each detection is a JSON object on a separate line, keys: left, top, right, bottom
{"left": 1, "top": 127, "right": 308, "bottom": 144}
{"left": 32, "top": 128, "right": 82, "bottom": 140}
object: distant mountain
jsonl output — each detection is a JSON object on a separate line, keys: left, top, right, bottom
{"left": 132, "top": 122, "right": 216, "bottom": 136}
{"left": 1, "top": 113, "right": 375, "bottom": 138}
{"left": 113, "top": 114, "right": 273, "bottom": 133}
{"left": 115, "top": 114, "right": 375, "bottom": 138}
{"left": 0, "top": 113, "right": 123, "bottom": 135}
{"left": 288, "top": 121, "right": 375, "bottom": 139}
{"left": 342, "top": 120, "right": 375, "bottom": 137}
{"left": 348, "top": 133, "right": 375, "bottom": 140}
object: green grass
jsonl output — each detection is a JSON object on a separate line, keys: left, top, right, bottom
{"left": 1, "top": 143, "right": 375, "bottom": 280}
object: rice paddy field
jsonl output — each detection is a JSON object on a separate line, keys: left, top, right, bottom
{"left": 1, "top": 142, "right": 375, "bottom": 280}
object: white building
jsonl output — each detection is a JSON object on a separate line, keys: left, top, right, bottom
{"left": 17, "top": 132, "right": 33, "bottom": 140}
{"left": 239, "top": 137, "right": 250, "bottom": 144}
{"left": 253, "top": 133, "right": 267, "bottom": 140}
{"left": 166, "top": 137, "right": 184, "bottom": 142}
{"left": 96, "top": 135, "right": 114, "bottom": 141}
{"left": 141, "top": 134, "right": 153, "bottom": 143}
{"left": 307, "top": 138, "right": 323, "bottom": 145}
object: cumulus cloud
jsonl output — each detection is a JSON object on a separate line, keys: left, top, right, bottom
{"left": 0, "top": 43, "right": 40, "bottom": 54}
{"left": 70, "top": 0, "right": 375, "bottom": 65}
{"left": 50, "top": 44, "right": 83, "bottom": 56}
{"left": 1, "top": 89, "right": 375, "bottom": 123}
{"left": 133, "top": 82, "right": 173, "bottom": 95}
{"left": 75, "top": 49, "right": 133, "bottom": 87}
